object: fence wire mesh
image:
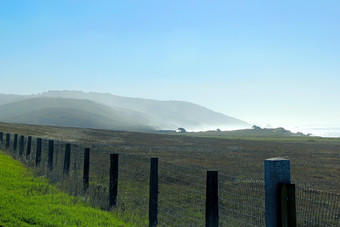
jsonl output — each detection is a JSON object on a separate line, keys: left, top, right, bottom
{"left": 218, "top": 174, "right": 265, "bottom": 227}
{"left": 296, "top": 185, "right": 340, "bottom": 227}
{"left": 158, "top": 161, "right": 206, "bottom": 226}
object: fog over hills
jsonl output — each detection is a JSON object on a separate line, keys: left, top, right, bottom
{"left": 0, "top": 91, "right": 250, "bottom": 131}
{"left": 0, "top": 98, "right": 153, "bottom": 131}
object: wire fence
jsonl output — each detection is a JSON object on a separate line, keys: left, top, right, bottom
{"left": 295, "top": 186, "right": 340, "bottom": 226}
{"left": 0, "top": 132, "right": 339, "bottom": 226}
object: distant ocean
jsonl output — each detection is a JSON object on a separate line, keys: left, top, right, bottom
{"left": 286, "top": 126, "right": 340, "bottom": 138}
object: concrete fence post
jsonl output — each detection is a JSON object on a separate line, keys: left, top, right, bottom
{"left": 265, "top": 157, "right": 290, "bottom": 227}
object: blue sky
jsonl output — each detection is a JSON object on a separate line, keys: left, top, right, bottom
{"left": 0, "top": 0, "right": 339, "bottom": 127}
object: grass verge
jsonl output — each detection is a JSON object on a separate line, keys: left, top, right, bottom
{"left": 0, "top": 151, "right": 131, "bottom": 227}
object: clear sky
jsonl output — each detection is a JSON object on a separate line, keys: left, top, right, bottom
{"left": 1, "top": 0, "right": 339, "bottom": 127}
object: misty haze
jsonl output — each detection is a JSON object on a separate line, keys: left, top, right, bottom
{"left": 0, "top": 90, "right": 250, "bottom": 132}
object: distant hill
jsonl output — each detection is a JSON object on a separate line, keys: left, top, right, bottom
{"left": 39, "top": 90, "right": 250, "bottom": 130}
{"left": 187, "top": 126, "right": 311, "bottom": 139}
{"left": 0, "top": 94, "right": 34, "bottom": 106}
{"left": 0, "top": 98, "right": 153, "bottom": 131}
{"left": 0, "top": 91, "right": 250, "bottom": 131}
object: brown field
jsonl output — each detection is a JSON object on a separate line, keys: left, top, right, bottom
{"left": 1, "top": 121, "right": 339, "bottom": 193}
{"left": 1, "top": 121, "right": 340, "bottom": 226}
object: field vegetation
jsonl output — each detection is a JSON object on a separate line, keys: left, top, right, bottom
{"left": 0, "top": 151, "right": 130, "bottom": 227}
{"left": 2, "top": 122, "right": 338, "bottom": 191}
{"left": 0, "top": 121, "right": 339, "bottom": 226}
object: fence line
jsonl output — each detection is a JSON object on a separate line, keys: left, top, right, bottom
{"left": 0, "top": 131, "right": 339, "bottom": 226}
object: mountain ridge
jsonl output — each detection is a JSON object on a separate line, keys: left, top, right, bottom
{"left": 0, "top": 98, "right": 154, "bottom": 131}
{"left": 0, "top": 90, "right": 250, "bottom": 131}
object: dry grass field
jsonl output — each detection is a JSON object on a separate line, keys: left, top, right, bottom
{"left": 1, "top": 121, "right": 339, "bottom": 226}
{"left": 1, "top": 121, "right": 339, "bottom": 193}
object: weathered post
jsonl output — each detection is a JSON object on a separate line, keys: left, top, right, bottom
{"left": 280, "top": 183, "right": 296, "bottom": 227}
{"left": 63, "top": 143, "right": 71, "bottom": 176}
{"left": 35, "top": 138, "right": 42, "bottom": 167}
{"left": 149, "top": 157, "right": 158, "bottom": 227}
{"left": 13, "top": 134, "right": 18, "bottom": 151}
{"left": 206, "top": 171, "right": 219, "bottom": 227}
{"left": 26, "top": 136, "right": 32, "bottom": 159}
{"left": 19, "top": 135, "right": 24, "bottom": 156}
{"left": 5, "top": 133, "right": 10, "bottom": 149}
{"left": 83, "top": 148, "right": 90, "bottom": 192}
{"left": 265, "top": 158, "right": 290, "bottom": 227}
{"left": 109, "top": 154, "right": 119, "bottom": 208}
{"left": 0, "top": 132, "right": 3, "bottom": 145}
{"left": 48, "top": 140, "right": 54, "bottom": 171}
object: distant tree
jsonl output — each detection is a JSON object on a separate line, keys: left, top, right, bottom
{"left": 296, "top": 132, "right": 305, "bottom": 136}
{"left": 216, "top": 128, "right": 221, "bottom": 132}
{"left": 252, "top": 125, "right": 261, "bottom": 130}
{"left": 177, "top": 128, "right": 187, "bottom": 133}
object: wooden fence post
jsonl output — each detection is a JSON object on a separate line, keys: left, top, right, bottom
{"left": 5, "top": 133, "right": 10, "bottom": 149}
{"left": 63, "top": 143, "right": 71, "bottom": 176}
{"left": 26, "top": 136, "right": 32, "bottom": 159}
{"left": 265, "top": 158, "right": 291, "bottom": 227}
{"left": 109, "top": 154, "right": 119, "bottom": 208}
{"left": 13, "top": 134, "right": 18, "bottom": 151}
{"left": 280, "top": 183, "right": 296, "bottom": 227}
{"left": 83, "top": 148, "right": 90, "bottom": 192}
{"left": 0, "top": 132, "right": 3, "bottom": 145}
{"left": 48, "top": 140, "right": 54, "bottom": 171}
{"left": 35, "top": 138, "right": 42, "bottom": 167}
{"left": 149, "top": 157, "right": 158, "bottom": 227}
{"left": 206, "top": 171, "right": 219, "bottom": 227}
{"left": 19, "top": 135, "right": 24, "bottom": 156}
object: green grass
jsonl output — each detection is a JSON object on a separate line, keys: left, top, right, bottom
{"left": 0, "top": 151, "right": 132, "bottom": 227}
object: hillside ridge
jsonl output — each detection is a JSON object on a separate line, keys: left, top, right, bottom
{"left": 0, "top": 90, "right": 250, "bottom": 131}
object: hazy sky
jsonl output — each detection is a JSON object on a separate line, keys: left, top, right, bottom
{"left": 1, "top": 0, "right": 339, "bottom": 127}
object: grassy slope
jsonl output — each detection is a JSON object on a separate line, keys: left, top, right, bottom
{"left": 0, "top": 151, "right": 131, "bottom": 227}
